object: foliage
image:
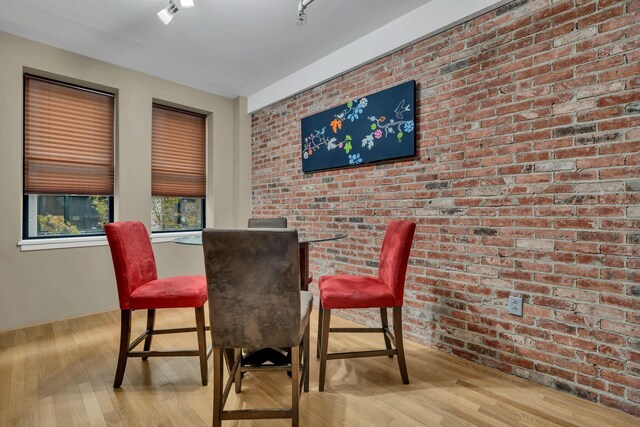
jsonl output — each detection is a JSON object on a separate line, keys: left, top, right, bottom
{"left": 151, "top": 197, "right": 202, "bottom": 231}
{"left": 91, "top": 196, "right": 110, "bottom": 228}
{"left": 152, "top": 196, "right": 180, "bottom": 230}
{"left": 38, "top": 215, "right": 81, "bottom": 235}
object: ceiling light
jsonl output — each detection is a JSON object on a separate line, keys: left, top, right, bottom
{"left": 296, "top": 12, "right": 307, "bottom": 26}
{"left": 180, "top": 0, "right": 195, "bottom": 8}
{"left": 297, "top": 0, "right": 315, "bottom": 26}
{"left": 157, "top": 0, "right": 179, "bottom": 25}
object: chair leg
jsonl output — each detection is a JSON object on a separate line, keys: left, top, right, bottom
{"left": 304, "top": 321, "right": 310, "bottom": 392}
{"left": 114, "top": 309, "right": 131, "bottom": 388}
{"left": 142, "top": 309, "right": 156, "bottom": 361}
{"left": 212, "top": 349, "right": 223, "bottom": 427}
{"left": 195, "top": 307, "right": 208, "bottom": 386}
{"left": 393, "top": 307, "right": 409, "bottom": 384}
{"left": 234, "top": 348, "right": 242, "bottom": 393}
{"left": 316, "top": 301, "right": 324, "bottom": 359}
{"left": 380, "top": 308, "right": 393, "bottom": 358}
{"left": 291, "top": 345, "right": 300, "bottom": 427}
{"left": 318, "top": 308, "right": 331, "bottom": 392}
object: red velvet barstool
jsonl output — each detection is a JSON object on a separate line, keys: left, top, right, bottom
{"left": 317, "top": 220, "right": 416, "bottom": 391}
{"left": 105, "top": 221, "right": 211, "bottom": 388}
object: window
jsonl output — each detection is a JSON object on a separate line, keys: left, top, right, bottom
{"left": 151, "top": 104, "right": 206, "bottom": 232}
{"left": 23, "top": 75, "right": 114, "bottom": 239}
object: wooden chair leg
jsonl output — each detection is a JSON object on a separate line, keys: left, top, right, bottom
{"left": 195, "top": 307, "right": 208, "bottom": 386}
{"left": 234, "top": 348, "right": 242, "bottom": 393}
{"left": 114, "top": 309, "right": 131, "bottom": 388}
{"left": 304, "top": 321, "right": 310, "bottom": 392}
{"left": 393, "top": 307, "right": 409, "bottom": 384}
{"left": 142, "top": 309, "right": 155, "bottom": 361}
{"left": 212, "top": 349, "right": 223, "bottom": 427}
{"left": 291, "top": 345, "right": 300, "bottom": 427}
{"left": 380, "top": 308, "right": 393, "bottom": 358}
{"left": 318, "top": 308, "right": 331, "bottom": 392}
{"left": 316, "top": 301, "right": 324, "bottom": 359}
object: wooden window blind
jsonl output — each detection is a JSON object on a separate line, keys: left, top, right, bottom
{"left": 24, "top": 75, "right": 114, "bottom": 195}
{"left": 152, "top": 104, "right": 206, "bottom": 198}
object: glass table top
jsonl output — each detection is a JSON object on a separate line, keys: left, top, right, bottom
{"left": 174, "top": 232, "right": 348, "bottom": 246}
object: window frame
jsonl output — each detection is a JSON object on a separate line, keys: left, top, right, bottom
{"left": 150, "top": 102, "right": 208, "bottom": 235}
{"left": 22, "top": 195, "right": 115, "bottom": 240}
{"left": 21, "top": 73, "right": 116, "bottom": 241}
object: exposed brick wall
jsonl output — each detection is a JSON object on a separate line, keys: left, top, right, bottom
{"left": 251, "top": 0, "right": 640, "bottom": 416}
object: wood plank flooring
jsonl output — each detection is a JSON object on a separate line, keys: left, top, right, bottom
{"left": 0, "top": 308, "right": 638, "bottom": 426}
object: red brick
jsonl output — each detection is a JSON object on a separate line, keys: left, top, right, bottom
{"left": 252, "top": 0, "right": 640, "bottom": 417}
{"left": 600, "top": 295, "right": 640, "bottom": 310}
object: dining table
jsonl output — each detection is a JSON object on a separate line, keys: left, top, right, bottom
{"left": 174, "top": 231, "right": 347, "bottom": 291}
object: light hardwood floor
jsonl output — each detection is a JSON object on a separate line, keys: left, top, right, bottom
{"left": 1, "top": 308, "right": 637, "bottom": 426}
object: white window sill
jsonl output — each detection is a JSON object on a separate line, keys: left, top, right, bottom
{"left": 18, "top": 235, "right": 109, "bottom": 252}
{"left": 18, "top": 230, "right": 202, "bottom": 251}
{"left": 151, "top": 230, "right": 201, "bottom": 243}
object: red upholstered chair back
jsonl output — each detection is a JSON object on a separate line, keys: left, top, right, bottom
{"left": 377, "top": 220, "right": 416, "bottom": 306}
{"left": 105, "top": 221, "right": 158, "bottom": 309}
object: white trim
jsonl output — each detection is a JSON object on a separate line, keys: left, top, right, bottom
{"left": 151, "top": 230, "right": 201, "bottom": 243}
{"left": 18, "top": 235, "right": 109, "bottom": 252}
{"left": 247, "top": 0, "right": 508, "bottom": 113}
{"left": 17, "top": 230, "right": 203, "bottom": 251}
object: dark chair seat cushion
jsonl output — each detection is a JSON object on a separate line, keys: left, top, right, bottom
{"left": 129, "top": 275, "right": 207, "bottom": 309}
{"left": 319, "top": 275, "right": 395, "bottom": 310}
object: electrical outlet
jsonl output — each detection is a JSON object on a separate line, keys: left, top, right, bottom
{"left": 508, "top": 296, "right": 523, "bottom": 316}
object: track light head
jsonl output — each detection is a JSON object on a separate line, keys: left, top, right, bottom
{"left": 157, "top": 0, "right": 179, "bottom": 25}
{"left": 296, "top": 11, "right": 307, "bottom": 26}
{"left": 297, "top": 0, "right": 315, "bottom": 26}
{"left": 180, "top": 0, "right": 195, "bottom": 8}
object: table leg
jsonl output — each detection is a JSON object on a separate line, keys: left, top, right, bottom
{"left": 299, "top": 242, "right": 310, "bottom": 291}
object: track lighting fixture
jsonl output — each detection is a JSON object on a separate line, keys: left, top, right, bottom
{"left": 297, "top": 0, "right": 315, "bottom": 26}
{"left": 157, "top": 0, "right": 195, "bottom": 25}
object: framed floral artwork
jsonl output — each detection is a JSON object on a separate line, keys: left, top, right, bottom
{"left": 301, "top": 80, "right": 416, "bottom": 173}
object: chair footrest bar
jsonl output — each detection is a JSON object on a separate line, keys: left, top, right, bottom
{"left": 151, "top": 326, "right": 211, "bottom": 335}
{"left": 128, "top": 350, "right": 200, "bottom": 357}
{"left": 128, "top": 331, "right": 149, "bottom": 351}
{"left": 329, "top": 327, "right": 385, "bottom": 333}
{"left": 128, "top": 327, "right": 213, "bottom": 351}
{"left": 221, "top": 409, "right": 293, "bottom": 420}
{"left": 241, "top": 364, "right": 292, "bottom": 372}
{"left": 327, "top": 349, "right": 397, "bottom": 360}
{"left": 385, "top": 330, "right": 397, "bottom": 347}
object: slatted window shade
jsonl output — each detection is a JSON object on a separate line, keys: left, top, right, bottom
{"left": 24, "top": 75, "right": 114, "bottom": 195}
{"left": 152, "top": 105, "right": 206, "bottom": 198}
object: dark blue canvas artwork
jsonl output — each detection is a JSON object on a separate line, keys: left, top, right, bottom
{"left": 301, "top": 80, "right": 416, "bottom": 173}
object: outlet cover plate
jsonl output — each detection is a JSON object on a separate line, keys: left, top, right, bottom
{"left": 508, "top": 296, "right": 523, "bottom": 316}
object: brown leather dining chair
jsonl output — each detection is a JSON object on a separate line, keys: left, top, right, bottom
{"left": 203, "top": 228, "right": 312, "bottom": 427}
{"left": 247, "top": 217, "right": 287, "bottom": 228}
{"left": 247, "top": 217, "right": 313, "bottom": 288}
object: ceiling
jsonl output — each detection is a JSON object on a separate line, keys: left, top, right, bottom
{"left": 0, "top": 0, "right": 430, "bottom": 99}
